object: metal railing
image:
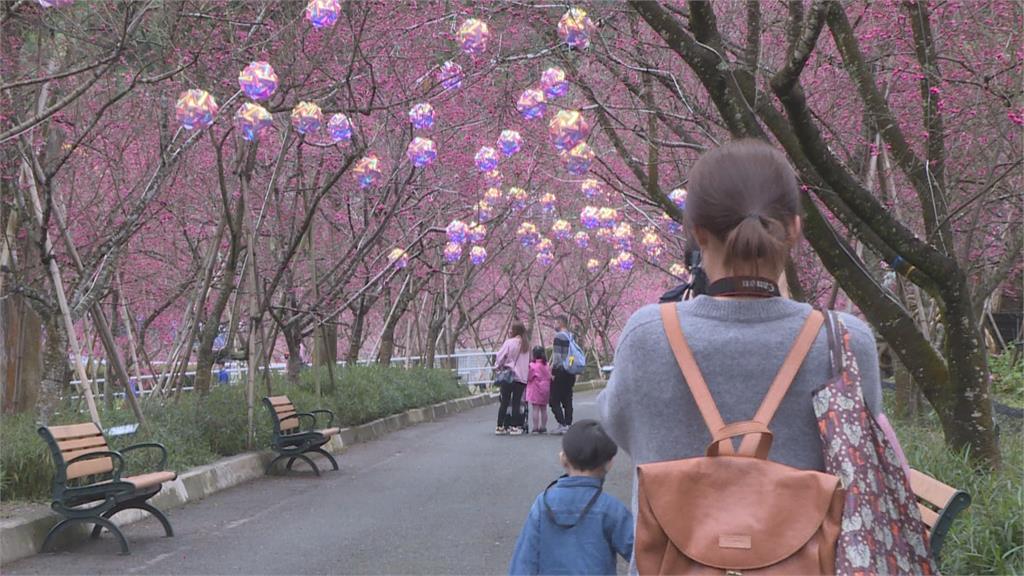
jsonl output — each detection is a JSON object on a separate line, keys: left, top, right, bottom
{"left": 69, "top": 349, "right": 498, "bottom": 400}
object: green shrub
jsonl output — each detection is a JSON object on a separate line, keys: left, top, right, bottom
{"left": 990, "top": 351, "right": 1024, "bottom": 409}
{"left": 1, "top": 365, "right": 467, "bottom": 503}
{"left": 886, "top": 393, "right": 1023, "bottom": 575}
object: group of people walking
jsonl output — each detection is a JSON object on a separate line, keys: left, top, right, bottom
{"left": 493, "top": 316, "right": 577, "bottom": 436}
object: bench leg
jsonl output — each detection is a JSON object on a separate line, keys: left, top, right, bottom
{"left": 292, "top": 453, "right": 321, "bottom": 476}
{"left": 135, "top": 502, "right": 174, "bottom": 537}
{"left": 285, "top": 456, "right": 297, "bottom": 470}
{"left": 47, "top": 517, "right": 129, "bottom": 555}
{"left": 265, "top": 453, "right": 288, "bottom": 475}
{"left": 313, "top": 448, "right": 339, "bottom": 471}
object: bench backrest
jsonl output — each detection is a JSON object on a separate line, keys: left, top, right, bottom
{"left": 265, "top": 395, "right": 299, "bottom": 433}
{"left": 909, "top": 468, "right": 972, "bottom": 561}
{"left": 38, "top": 423, "right": 113, "bottom": 481}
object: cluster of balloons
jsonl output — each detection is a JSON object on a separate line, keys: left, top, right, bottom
{"left": 407, "top": 103, "right": 437, "bottom": 168}
{"left": 446, "top": 219, "right": 488, "bottom": 265}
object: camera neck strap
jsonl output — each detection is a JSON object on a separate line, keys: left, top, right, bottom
{"left": 705, "top": 276, "right": 781, "bottom": 298}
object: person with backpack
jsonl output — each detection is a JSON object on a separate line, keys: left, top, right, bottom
{"left": 495, "top": 321, "right": 531, "bottom": 436}
{"left": 597, "top": 139, "right": 934, "bottom": 574}
{"left": 549, "top": 316, "right": 584, "bottom": 434}
{"left": 508, "top": 420, "right": 634, "bottom": 575}
{"left": 526, "top": 346, "right": 552, "bottom": 434}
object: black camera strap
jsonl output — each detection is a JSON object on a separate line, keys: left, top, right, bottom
{"left": 542, "top": 475, "right": 603, "bottom": 529}
{"left": 705, "top": 276, "right": 781, "bottom": 298}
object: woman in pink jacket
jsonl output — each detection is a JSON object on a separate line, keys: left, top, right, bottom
{"left": 494, "top": 321, "right": 530, "bottom": 435}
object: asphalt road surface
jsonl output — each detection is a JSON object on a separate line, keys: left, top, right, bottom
{"left": 5, "top": 389, "right": 633, "bottom": 575}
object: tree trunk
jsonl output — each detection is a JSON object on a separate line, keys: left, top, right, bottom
{"left": 346, "top": 297, "right": 369, "bottom": 364}
{"left": 313, "top": 324, "right": 337, "bottom": 368}
{"left": 36, "top": 316, "right": 69, "bottom": 424}
{"left": 892, "top": 356, "right": 920, "bottom": 419}
{"left": 283, "top": 325, "right": 303, "bottom": 385}
{"left": 2, "top": 295, "right": 43, "bottom": 413}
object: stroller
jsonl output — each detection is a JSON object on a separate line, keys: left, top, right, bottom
{"left": 503, "top": 384, "right": 530, "bottom": 433}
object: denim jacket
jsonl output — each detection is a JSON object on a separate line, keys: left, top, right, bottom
{"left": 509, "top": 476, "right": 633, "bottom": 575}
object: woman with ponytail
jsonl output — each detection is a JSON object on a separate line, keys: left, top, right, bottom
{"left": 597, "top": 140, "right": 903, "bottom": 571}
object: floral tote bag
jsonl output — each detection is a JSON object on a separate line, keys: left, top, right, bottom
{"left": 812, "top": 311, "right": 937, "bottom": 575}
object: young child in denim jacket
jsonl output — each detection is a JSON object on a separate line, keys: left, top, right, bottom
{"left": 509, "top": 420, "right": 633, "bottom": 575}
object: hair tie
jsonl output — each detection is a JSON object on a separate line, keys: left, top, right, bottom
{"left": 745, "top": 213, "right": 761, "bottom": 222}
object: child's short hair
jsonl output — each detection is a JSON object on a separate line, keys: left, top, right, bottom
{"left": 562, "top": 420, "right": 618, "bottom": 471}
{"left": 532, "top": 346, "right": 546, "bottom": 361}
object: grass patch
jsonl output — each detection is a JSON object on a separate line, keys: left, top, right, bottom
{"left": 990, "top": 350, "right": 1024, "bottom": 409}
{"left": 886, "top": 393, "right": 1023, "bottom": 575}
{"left": 1, "top": 365, "right": 467, "bottom": 503}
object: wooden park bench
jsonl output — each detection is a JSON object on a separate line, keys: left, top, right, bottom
{"left": 910, "top": 468, "right": 972, "bottom": 564}
{"left": 263, "top": 396, "right": 340, "bottom": 476}
{"left": 37, "top": 423, "right": 177, "bottom": 555}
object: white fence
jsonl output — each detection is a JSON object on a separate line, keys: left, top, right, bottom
{"left": 69, "top": 349, "right": 498, "bottom": 400}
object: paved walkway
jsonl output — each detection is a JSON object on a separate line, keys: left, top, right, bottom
{"left": 5, "top": 390, "right": 633, "bottom": 575}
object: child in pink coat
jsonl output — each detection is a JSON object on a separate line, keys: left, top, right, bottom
{"left": 526, "top": 346, "right": 552, "bottom": 434}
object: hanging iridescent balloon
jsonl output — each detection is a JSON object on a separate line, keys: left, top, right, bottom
{"left": 467, "top": 222, "right": 487, "bottom": 244}
{"left": 238, "top": 61, "right": 278, "bottom": 101}
{"left": 660, "top": 212, "right": 682, "bottom": 234}
{"left": 408, "top": 103, "right": 435, "bottom": 130}
{"left": 508, "top": 187, "right": 529, "bottom": 211}
{"left": 669, "top": 188, "right": 687, "bottom": 210}
{"left": 540, "top": 67, "right": 569, "bottom": 99}
{"left": 548, "top": 110, "right": 589, "bottom": 152}
{"left": 469, "top": 245, "right": 487, "bottom": 265}
{"left": 558, "top": 7, "right": 595, "bottom": 50}
{"left": 37, "top": 0, "right": 74, "bottom": 7}
{"left": 580, "top": 206, "right": 600, "bottom": 229}
{"left": 573, "top": 231, "right": 590, "bottom": 249}
{"left": 328, "top": 113, "right": 353, "bottom": 143}
{"left": 496, "top": 130, "right": 522, "bottom": 157}
{"left": 474, "top": 146, "right": 499, "bottom": 172}
{"left": 516, "top": 88, "right": 547, "bottom": 120}
{"left": 406, "top": 137, "right": 437, "bottom": 168}
{"left": 482, "top": 169, "right": 502, "bottom": 188}
{"left": 517, "top": 222, "right": 540, "bottom": 247}
{"left": 483, "top": 187, "right": 503, "bottom": 204}
{"left": 586, "top": 258, "right": 601, "bottom": 273}
{"left": 291, "top": 101, "right": 323, "bottom": 135}
{"left": 612, "top": 222, "right": 633, "bottom": 251}
{"left": 456, "top": 18, "right": 490, "bottom": 55}
{"left": 388, "top": 248, "right": 410, "bottom": 269}
{"left": 551, "top": 219, "right": 572, "bottom": 241}
{"left": 536, "top": 238, "right": 554, "bottom": 255}
{"left": 234, "top": 103, "right": 273, "bottom": 141}
{"left": 580, "top": 178, "right": 603, "bottom": 199}
{"left": 598, "top": 207, "right": 619, "bottom": 229}
{"left": 536, "top": 251, "right": 554, "bottom": 266}
{"left": 563, "top": 141, "right": 595, "bottom": 176}
{"left": 175, "top": 89, "right": 219, "bottom": 130}
{"left": 475, "top": 199, "right": 495, "bottom": 222}
{"left": 612, "top": 251, "right": 635, "bottom": 272}
{"left": 641, "top": 228, "right": 664, "bottom": 259}
{"left": 539, "top": 192, "right": 557, "bottom": 213}
{"left": 669, "top": 263, "right": 688, "bottom": 278}
{"left": 596, "top": 227, "right": 613, "bottom": 242}
{"left": 447, "top": 219, "right": 469, "bottom": 245}
{"left": 444, "top": 242, "right": 464, "bottom": 263}
{"left": 353, "top": 154, "right": 383, "bottom": 188}
{"left": 305, "top": 0, "right": 340, "bottom": 28}
{"left": 437, "top": 61, "right": 464, "bottom": 91}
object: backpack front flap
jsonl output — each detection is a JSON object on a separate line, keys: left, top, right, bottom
{"left": 637, "top": 456, "right": 843, "bottom": 572}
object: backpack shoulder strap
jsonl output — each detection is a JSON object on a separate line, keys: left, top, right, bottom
{"left": 659, "top": 303, "right": 734, "bottom": 455}
{"left": 747, "top": 309, "right": 825, "bottom": 426}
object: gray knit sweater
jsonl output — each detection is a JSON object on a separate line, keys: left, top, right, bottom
{"left": 597, "top": 296, "right": 883, "bottom": 472}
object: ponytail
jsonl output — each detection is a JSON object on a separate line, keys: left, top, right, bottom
{"left": 722, "top": 214, "right": 790, "bottom": 277}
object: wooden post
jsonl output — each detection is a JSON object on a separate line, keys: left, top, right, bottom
{"left": 22, "top": 165, "right": 101, "bottom": 426}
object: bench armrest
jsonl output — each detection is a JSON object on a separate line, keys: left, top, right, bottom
{"left": 65, "top": 450, "right": 125, "bottom": 482}
{"left": 309, "top": 409, "right": 335, "bottom": 428}
{"left": 121, "top": 442, "right": 169, "bottom": 470}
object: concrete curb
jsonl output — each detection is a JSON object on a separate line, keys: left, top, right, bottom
{"left": 1, "top": 391, "right": 504, "bottom": 565}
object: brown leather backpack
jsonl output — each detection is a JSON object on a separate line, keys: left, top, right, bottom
{"left": 635, "top": 304, "right": 844, "bottom": 575}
